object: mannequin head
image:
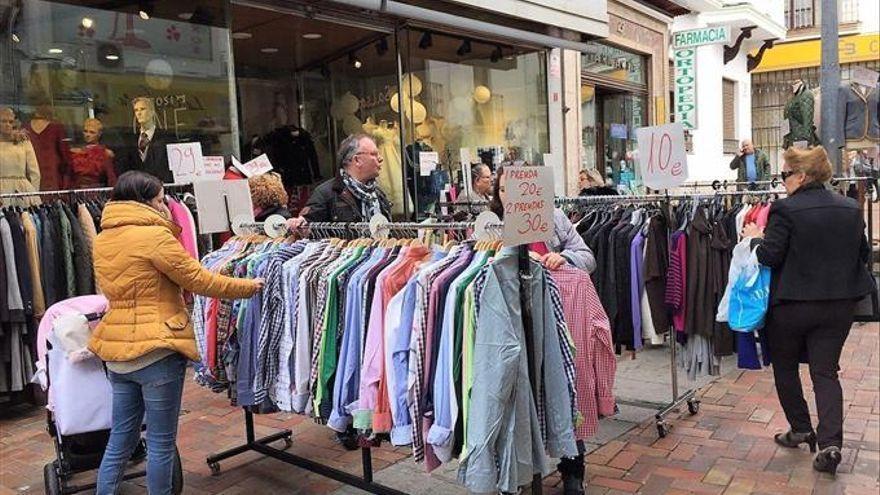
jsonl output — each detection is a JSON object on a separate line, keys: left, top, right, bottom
{"left": 0, "top": 107, "right": 15, "bottom": 139}
{"left": 132, "top": 97, "right": 157, "bottom": 130}
{"left": 83, "top": 118, "right": 103, "bottom": 144}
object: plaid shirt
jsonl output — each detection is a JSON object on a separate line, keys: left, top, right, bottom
{"left": 253, "top": 244, "right": 305, "bottom": 404}
{"left": 549, "top": 266, "right": 617, "bottom": 440}
{"left": 308, "top": 248, "right": 345, "bottom": 416}
{"left": 546, "top": 271, "right": 579, "bottom": 437}
{"left": 410, "top": 246, "right": 462, "bottom": 462}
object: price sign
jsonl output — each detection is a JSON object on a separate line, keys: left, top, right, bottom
{"left": 166, "top": 142, "right": 204, "bottom": 184}
{"left": 852, "top": 67, "right": 879, "bottom": 88}
{"left": 636, "top": 122, "right": 689, "bottom": 189}
{"left": 200, "top": 156, "right": 225, "bottom": 181}
{"left": 237, "top": 153, "right": 274, "bottom": 178}
{"left": 502, "top": 166, "right": 554, "bottom": 246}
{"left": 419, "top": 151, "right": 439, "bottom": 177}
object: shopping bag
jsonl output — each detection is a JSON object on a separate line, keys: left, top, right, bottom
{"left": 716, "top": 239, "right": 753, "bottom": 323}
{"left": 728, "top": 247, "right": 770, "bottom": 332}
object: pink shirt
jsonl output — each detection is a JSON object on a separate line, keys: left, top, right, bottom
{"left": 550, "top": 266, "right": 617, "bottom": 440}
{"left": 167, "top": 199, "right": 197, "bottom": 259}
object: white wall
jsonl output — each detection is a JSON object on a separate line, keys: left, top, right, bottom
{"left": 859, "top": 0, "right": 880, "bottom": 33}
{"left": 673, "top": 14, "right": 758, "bottom": 182}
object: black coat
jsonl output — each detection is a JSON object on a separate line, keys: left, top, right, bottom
{"left": 302, "top": 176, "right": 391, "bottom": 223}
{"left": 116, "top": 128, "right": 174, "bottom": 183}
{"left": 755, "top": 182, "right": 875, "bottom": 305}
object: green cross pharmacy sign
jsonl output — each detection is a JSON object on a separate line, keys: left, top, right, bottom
{"left": 671, "top": 26, "right": 731, "bottom": 130}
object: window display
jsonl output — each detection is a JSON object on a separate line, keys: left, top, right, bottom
{"left": 3, "top": 0, "right": 236, "bottom": 188}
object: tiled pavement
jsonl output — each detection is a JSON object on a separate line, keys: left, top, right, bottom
{"left": 1, "top": 322, "right": 877, "bottom": 494}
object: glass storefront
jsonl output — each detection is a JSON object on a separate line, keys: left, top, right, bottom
{"left": 580, "top": 42, "right": 648, "bottom": 194}
{"left": 1, "top": 0, "right": 236, "bottom": 190}
{"left": 2, "top": 0, "right": 551, "bottom": 218}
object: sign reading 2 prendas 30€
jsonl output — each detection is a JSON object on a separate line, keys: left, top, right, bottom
{"left": 502, "top": 166, "right": 554, "bottom": 246}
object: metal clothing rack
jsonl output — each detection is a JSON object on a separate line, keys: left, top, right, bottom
{"left": 679, "top": 176, "right": 877, "bottom": 192}
{"left": 0, "top": 182, "right": 190, "bottom": 200}
{"left": 557, "top": 189, "right": 788, "bottom": 437}
{"left": 206, "top": 219, "right": 517, "bottom": 495}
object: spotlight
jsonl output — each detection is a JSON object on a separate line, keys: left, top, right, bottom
{"left": 138, "top": 2, "right": 153, "bottom": 20}
{"left": 490, "top": 45, "right": 503, "bottom": 63}
{"left": 349, "top": 51, "right": 362, "bottom": 69}
{"left": 456, "top": 39, "right": 471, "bottom": 57}
{"left": 375, "top": 37, "right": 389, "bottom": 57}
{"left": 81, "top": 17, "right": 94, "bottom": 29}
{"left": 418, "top": 32, "right": 432, "bottom": 50}
{"left": 11, "top": 33, "right": 20, "bottom": 43}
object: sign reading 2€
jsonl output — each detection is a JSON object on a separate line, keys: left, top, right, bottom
{"left": 636, "top": 123, "right": 689, "bottom": 190}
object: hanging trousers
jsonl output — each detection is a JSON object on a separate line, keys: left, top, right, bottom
{"left": 765, "top": 299, "right": 856, "bottom": 449}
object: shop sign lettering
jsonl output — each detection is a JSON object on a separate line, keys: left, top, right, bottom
{"left": 674, "top": 48, "right": 697, "bottom": 130}
{"left": 359, "top": 86, "right": 395, "bottom": 111}
{"left": 502, "top": 166, "right": 554, "bottom": 246}
{"left": 672, "top": 26, "right": 730, "bottom": 49}
{"left": 636, "top": 123, "right": 688, "bottom": 189}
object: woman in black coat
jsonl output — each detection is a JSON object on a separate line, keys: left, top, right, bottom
{"left": 743, "top": 146, "right": 875, "bottom": 475}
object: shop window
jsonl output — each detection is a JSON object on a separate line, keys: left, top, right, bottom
{"left": 722, "top": 79, "right": 738, "bottom": 155}
{"left": 400, "top": 29, "right": 549, "bottom": 217}
{"left": 2, "top": 0, "right": 236, "bottom": 190}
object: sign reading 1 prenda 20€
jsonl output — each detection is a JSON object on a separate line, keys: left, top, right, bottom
{"left": 674, "top": 48, "right": 697, "bottom": 130}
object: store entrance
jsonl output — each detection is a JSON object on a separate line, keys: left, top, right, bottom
{"left": 581, "top": 84, "right": 647, "bottom": 194}
{"left": 231, "top": 2, "right": 400, "bottom": 214}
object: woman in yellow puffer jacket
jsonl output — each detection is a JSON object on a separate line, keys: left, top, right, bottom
{"left": 90, "top": 171, "right": 262, "bottom": 495}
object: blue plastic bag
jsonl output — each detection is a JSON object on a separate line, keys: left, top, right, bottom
{"left": 728, "top": 253, "right": 771, "bottom": 333}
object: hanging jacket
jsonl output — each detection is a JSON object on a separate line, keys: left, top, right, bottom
{"left": 836, "top": 83, "right": 880, "bottom": 144}
{"left": 783, "top": 86, "right": 820, "bottom": 148}
{"left": 89, "top": 201, "right": 259, "bottom": 362}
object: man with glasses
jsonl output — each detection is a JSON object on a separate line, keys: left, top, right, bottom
{"left": 453, "top": 163, "right": 493, "bottom": 218}
{"left": 286, "top": 134, "right": 391, "bottom": 229}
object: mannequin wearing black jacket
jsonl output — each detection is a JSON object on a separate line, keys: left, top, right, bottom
{"left": 116, "top": 98, "right": 174, "bottom": 182}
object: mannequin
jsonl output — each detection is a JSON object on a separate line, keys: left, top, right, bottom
{"left": 837, "top": 80, "right": 880, "bottom": 150}
{"left": 783, "top": 79, "right": 820, "bottom": 149}
{"left": 25, "top": 105, "right": 71, "bottom": 190}
{"left": 0, "top": 107, "right": 41, "bottom": 205}
{"left": 69, "top": 118, "right": 117, "bottom": 188}
{"left": 116, "top": 97, "right": 173, "bottom": 182}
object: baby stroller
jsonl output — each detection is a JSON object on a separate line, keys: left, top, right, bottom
{"left": 35, "top": 296, "right": 182, "bottom": 494}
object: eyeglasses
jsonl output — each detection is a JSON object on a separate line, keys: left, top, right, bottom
{"left": 356, "top": 151, "right": 381, "bottom": 158}
{"left": 780, "top": 170, "right": 796, "bottom": 181}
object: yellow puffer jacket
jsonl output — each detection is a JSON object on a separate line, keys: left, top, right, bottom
{"left": 89, "top": 201, "right": 258, "bottom": 362}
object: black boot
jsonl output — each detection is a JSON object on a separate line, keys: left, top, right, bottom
{"left": 813, "top": 446, "right": 842, "bottom": 476}
{"left": 557, "top": 455, "right": 585, "bottom": 495}
{"left": 774, "top": 430, "right": 817, "bottom": 452}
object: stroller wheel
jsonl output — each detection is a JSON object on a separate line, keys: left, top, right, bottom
{"left": 172, "top": 447, "right": 184, "bottom": 495}
{"left": 43, "top": 461, "right": 62, "bottom": 495}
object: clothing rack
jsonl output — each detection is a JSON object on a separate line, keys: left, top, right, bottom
{"left": 679, "top": 176, "right": 877, "bottom": 192}
{"left": 207, "top": 219, "right": 540, "bottom": 495}
{"left": 0, "top": 183, "right": 190, "bottom": 199}
{"left": 556, "top": 189, "right": 787, "bottom": 438}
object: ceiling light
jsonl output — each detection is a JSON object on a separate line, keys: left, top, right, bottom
{"left": 105, "top": 54, "right": 119, "bottom": 61}
{"left": 302, "top": 33, "right": 322, "bottom": 40}
{"left": 260, "top": 47, "right": 279, "bottom": 54}
{"left": 456, "top": 39, "right": 471, "bottom": 57}
{"left": 231, "top": 32, "right": 252, "bottom": 40}
{"left": 11, "top": 33, "right": 20, "bottom": 43}
{"left": 490, "top": 45, "right": 503, "bottom": 63}
{"left": 418, "top": 31, "right": 432, "bottom": 50}
{"left": 81, "top": 17, "right": 94, "bottom": 29}
{"left": 178, "top": 12, "right": 193, "bottom": 20}
{"left": 375, "top": 37, "right": 388, "bottom": 56}
{"left": 349, "top": 52, "right": 362, "bottom": 69}
{"left": 49, "top": 48, "right": 63, "bottom": 54}
{"left": 138, "top": 2, "right": 153, "bottom": 20}
{"left": 139, "top": 10, "right": 150, "bottom": 20}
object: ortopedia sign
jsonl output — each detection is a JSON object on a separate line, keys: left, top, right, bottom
{"left": 674, "top": 48, "right": 698, "bottom": 130}
{"left": 673, "top": 26, "right": 730, "bottom": 49}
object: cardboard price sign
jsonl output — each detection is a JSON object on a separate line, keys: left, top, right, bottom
{"left": 502, "top": 166, "right": 554, "bottom": 246}
{"left": 636, "top": 123, "right": 689, "bottom": 189}
{"left": 166, "top": 142, "right": 205, "bottom": 184}
{"left": 201, "top": 156, "right": 225, "bottom": 181}
{"left": 236, "top": 153, "right": 274, "bottom": 178}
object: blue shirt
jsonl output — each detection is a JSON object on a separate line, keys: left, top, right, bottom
{"left": 745, "top": 154, "right": 757, "bottom": 182}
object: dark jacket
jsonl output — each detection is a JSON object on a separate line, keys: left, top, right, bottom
{"left": 301, "top": 176, "right": 391, "bottom": 223}
{"left": 783, "top": 86, "right": 820, "bottom": 148}
{"left": 579, "top": 186, "right": 618, "bottom": 196}
{"left": 116, "top": 128, "right": 174, "bottom": 183}
{"left": 755, "top": 182, "right": 875, "bottom": 305}
{"left": 728, "top": 149, "right": 771, "bottom": 185}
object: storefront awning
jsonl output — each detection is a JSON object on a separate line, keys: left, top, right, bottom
{"left": 326, "top": 0, "right": 608, "bottom": 51}
{"left": 750, "top": 33, "right": 880, "bottom": 73}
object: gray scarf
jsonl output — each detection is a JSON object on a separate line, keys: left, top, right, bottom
{"left": 341, "top": 169, "right": 382, "bottom": 219}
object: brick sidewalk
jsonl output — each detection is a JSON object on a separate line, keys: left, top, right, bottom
{"left": 1, "top": 322, "right": 877, "bottom": 494}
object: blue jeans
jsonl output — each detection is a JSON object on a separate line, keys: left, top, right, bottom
{"left": 96, "top": 354, "right": 186, "bottom": 495}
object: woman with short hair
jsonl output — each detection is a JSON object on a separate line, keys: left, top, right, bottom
{"left": 743, "top": 146, "right": 875, "bottom": 475}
